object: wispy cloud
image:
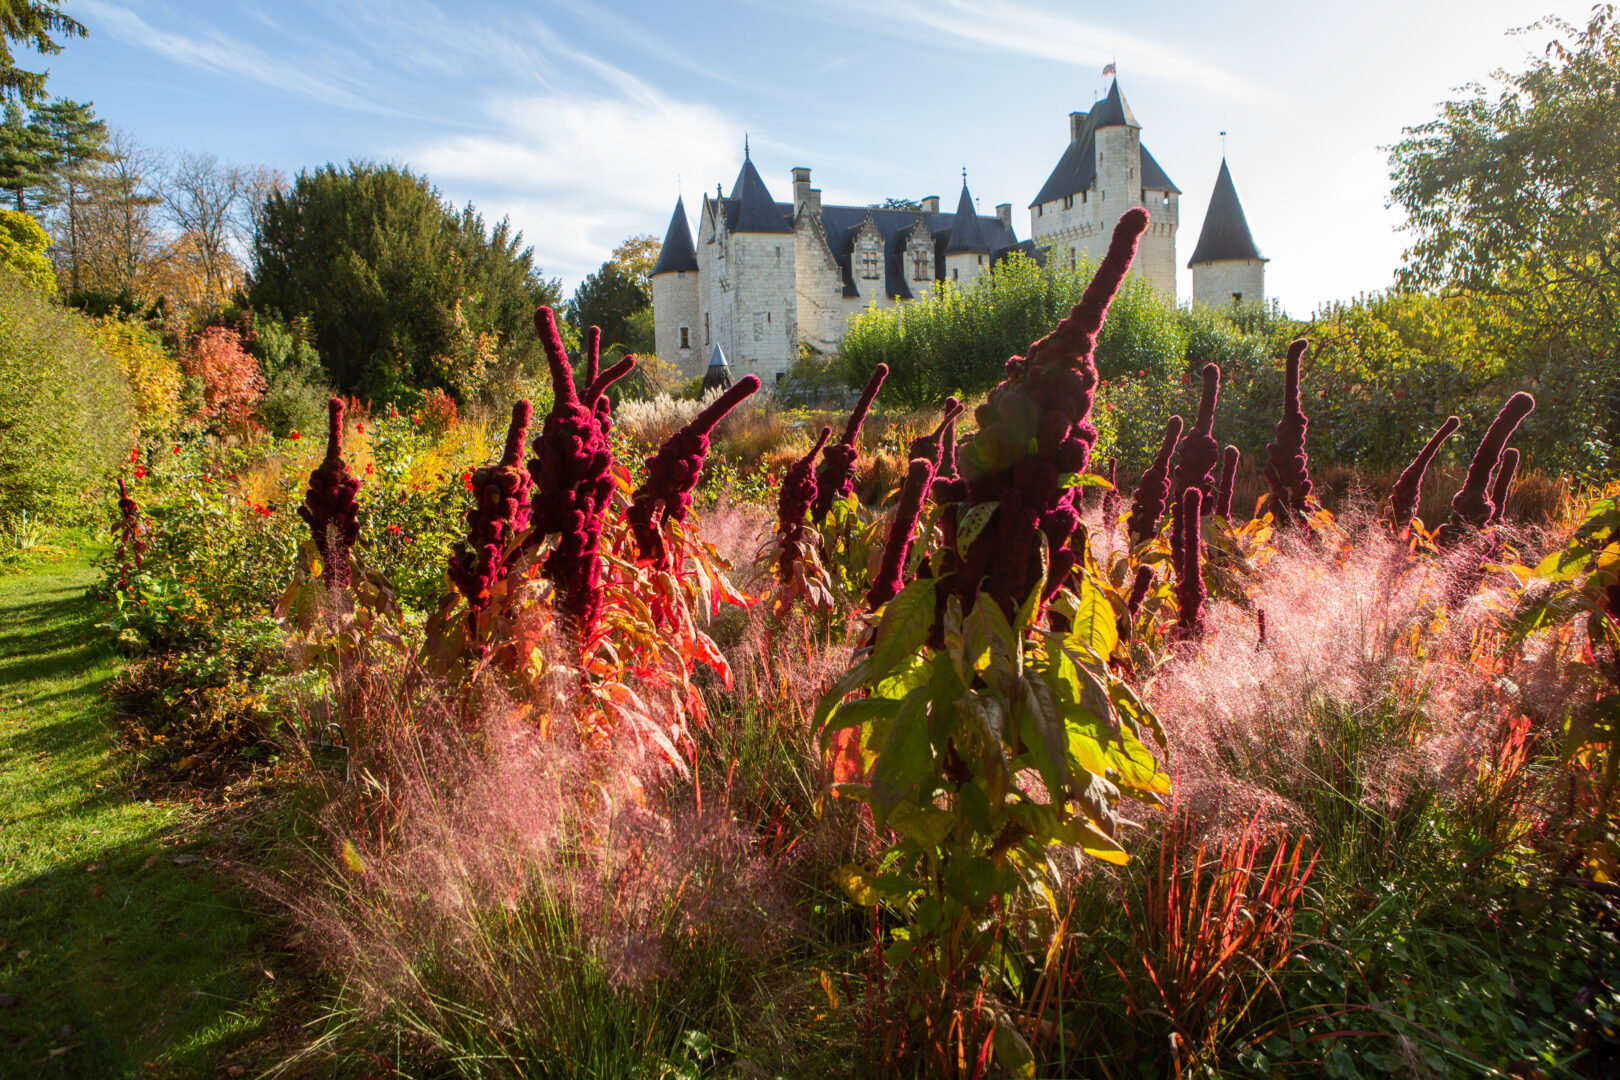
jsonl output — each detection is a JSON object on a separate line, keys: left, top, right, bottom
{"left": 74, "top": 0, "right": 396, "bottom": 115}
{"left": 786, "top": 0, "right": 1265, "bottom": 103}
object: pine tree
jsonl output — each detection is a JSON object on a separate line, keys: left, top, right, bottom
{"left": 30, "top": 97, "right": 107, "bottom": 290}
{"left": 0, "top": 101, "right": 51, "bottom": 211}
{"left": 0, "top": 0, "right": 86, "bottom": 104}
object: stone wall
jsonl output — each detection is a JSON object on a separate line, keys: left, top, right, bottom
{"left": 1191, "top": 258, "right": 1265, "bottom": 308}
{"left": 651, "top": 269, "right": 702, "bottom": 378}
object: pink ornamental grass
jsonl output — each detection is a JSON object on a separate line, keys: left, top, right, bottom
{"left": 526, "top": 306, "right": 636, "bottom": 637}
{"left": 1389, "top": 415, "right": 1461, "bottom": 530}
{"left": 953, "top": 208, "right": 1149, "bottom": 616}
{"left": 1263, "top": 339, "right": 1313, "bottom": 525}
{"left": 1449, "top": 392, "right": 1535, "bottom": 530}
{"left": 628, "top": 376, "right": 762, "bottom": 569}
{"left": 448, "top": 401, "right": 534, "bottom": 622}
{"left": 812, "top": 363, "right": 888, "bottom": 525}
{"left": 1127, "top": 416, "right": 1184, "bottom": 546}
{"left": 297, "top": 397, "right": 362, "bottom": 594}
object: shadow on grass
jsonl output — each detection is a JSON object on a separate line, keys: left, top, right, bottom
{"left": 0, "top": 560, "right": 303, "bottom": 1080}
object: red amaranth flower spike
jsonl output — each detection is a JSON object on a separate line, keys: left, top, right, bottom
{"left": 1486, "top": 447, "right": 1519, "bottom": 527}
{"left": 628, "top": 375, "right": 762, "bottom": 568}
{"left": 297, "top": 397, "right": 362, "bottom": 594}
{"left": 1389, "top": 415, "right": 1460, "bottom": 529}
{"left": 1214, "top": 445, "right": 1240, "bottom": 519}
{"left": 1170, "top": 362, "right": 1221, "bottom": 584}
{"left": 1449, "top": 392, "right": 1535, "bottom": 529}
{"left": 775, "top": 426, "right": 833, "bottom": 582}
{"left": 448, "top": 400, "right": 534, "bottom": 623}
{"left": 1174, "top": 486, "right": 1206, "bottom": 638}
{"left": 909, "top": 398, "right": 965, "bottom": 503}
{"left": 812, "top": 363, "right": 888, "bottom": 524}
{"left": 1126, "top": 415, "right": 1183, "bottom": 546}
{"left": 1125, "top": 563, "right": 1154, "bottom": 619}
{"left": 1262, "top": 339, "right": 1312, "bottom": 526}
{"left": 953, "top": 208, "right": 1149, "bottom": 616}
{"left": 867, "top": 457, "right": 938, "bottom": 609}
{"left": 526, "top": 306, "right": 635, "bottom": 638}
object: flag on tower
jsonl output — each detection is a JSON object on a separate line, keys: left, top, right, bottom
{"left": 1102, "top": 62, "right": 1116, "bottom": 76}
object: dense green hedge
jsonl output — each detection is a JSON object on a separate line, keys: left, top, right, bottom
{"left": 0, "top": 266, "right": 134, "bottom": 522}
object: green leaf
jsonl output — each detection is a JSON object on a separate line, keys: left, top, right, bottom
{"left": 992, "top": 1011, "right": 1036, "bottom": 1079}
{"left": 869, "top": 687, "right": 933, "bottom": 829}
{"left": 965, "top": 595, "right": 1020, "bottom": 691}
{"left": 1019, "top": 673, "right": 1069, "bottom": 800}
{"left": 1013, "top": 531, "right": 1048, "bottom": 631}
{"left": 1058, "top": 472, "right": 1113, "bottom": 490}
{"left": 888, "top": 801, "right": 956, "bottom": 846}
{"left": 1065, "top": 572, "right": 1118, "bottom": 662}
{"left": 812, "top": 657, "right": 873, "bottom": 737}
{"left": 944, "top": 855, "right": 998, "bottom": 909}
{"left": 818, "top": 695, "right": 899, "bottom": 746}
{"left": 956, "top": 501, "right": 999, "bottom": 554}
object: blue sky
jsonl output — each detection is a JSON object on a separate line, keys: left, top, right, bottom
{"left": 46, "top": 0, "right": 1591, "bottom": 313}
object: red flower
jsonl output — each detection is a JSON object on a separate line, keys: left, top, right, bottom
{"left": 290, "top": 431, "right": 301, "bottom": 441}
{"left": 356, "top": 422, "right": 365, "bottom": 434}
{"left": 172, "top": 445, "right": 181, "bottom": 455}
{"left": 254, "top": 504, "right": 271, "bottom": 517}
{"left": 134, "top": 464, "right": 147, "bottom": 479}
{"left": 365, "top": 462, "right": 374, "bottom": 475}
{"left": 461, "top": 472, "right": 473, "bottom": 492}
{"left": 128, "top": 447, "right": 139, "bottom": 463}
{"left": 387, "top": 523, "right": 402, "bottom": 534}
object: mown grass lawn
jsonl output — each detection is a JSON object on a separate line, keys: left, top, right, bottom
{"left": 0, "top": 556, "right": 290, "bottom": 1079}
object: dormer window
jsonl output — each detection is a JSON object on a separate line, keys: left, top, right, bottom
{"left": 860, "top": 250, "right": 881, "bottom": 280}
{"left": 912, "top": 249, "right": 929, "bottom": 280}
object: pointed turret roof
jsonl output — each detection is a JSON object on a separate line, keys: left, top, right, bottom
{"left": 944, "top": 182, "right": 990, "bottom": 254}
{"left": 1187, "top": 159, "right": 1265, "bottom": 266}
{"left": 650, "top": 196, "right": 698, "bottom": 275}
{"left": 701, "top": 344, "right": 732, "bottom": 392}
{"left": 1091, "top": 79, "right": 1139, "bottom": 129}
{"left": 726, "top": 153, "right": 792, "bottom": 234}
{"left": 1029, "top": 80, "right": 1176, "bottom": 209}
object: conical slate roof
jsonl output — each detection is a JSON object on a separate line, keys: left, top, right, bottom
{"left": 650, "top": 196, "right": 697, "bottom": 275}
{"left": 944, "top": 182, "right": 990, "bottom": 253}
{"left": 727, "top": 155, "right": 792, "bottom": 234}
{"left": 1188, "top": 159, "right": 1264, "bottom": 266}
{"left": 1090, "top": 79, "right": 1139, "bottom": 129}
{"left": 701, "top": 344, "right": 732, "bottom": 392}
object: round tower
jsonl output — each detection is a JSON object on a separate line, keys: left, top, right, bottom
{"left": 650, "top": 195, "right": 703, "bottom": 378}
{"left": 1189, "top": 159, "right": 1266, "bottom": 308}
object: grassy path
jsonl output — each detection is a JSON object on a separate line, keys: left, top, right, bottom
{"left": 0, "top": 558, "right": 286, "bottom": 1079}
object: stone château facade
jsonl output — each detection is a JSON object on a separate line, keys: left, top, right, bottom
{"left": 650, "top": 79, "right": 1265, "bottom": 381}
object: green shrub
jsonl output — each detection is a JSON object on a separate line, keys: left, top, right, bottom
{"left": 0, "top": 265, "right": 133, "bottom": 521}
{"left": 0, "top": 209, "right": 54, "bottom": 296}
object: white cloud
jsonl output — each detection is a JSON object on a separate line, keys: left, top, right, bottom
{"left": 408, "top": 88, "right": 739, "bottom": 283}
{"left": 787, "top": 0, "right": 1265, "bottom": 103}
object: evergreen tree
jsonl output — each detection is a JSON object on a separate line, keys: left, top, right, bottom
{"left": 0, "top": 100, "right": 50, "bottom": 211}
{"left": 0, "top": 0, "right": 86, "bottom": 104}
{"left": 569, "top": 260, "right": 651, "bottom": 352}
{"left": 30, "top": 97, "right": 108, "bottom": 290}
{"left": 248, "top": 161, "right": 562, "bottom": 401}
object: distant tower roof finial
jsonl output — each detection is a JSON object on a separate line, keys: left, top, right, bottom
{"left": 1220, "top": 130, "right": 1228, "bottom": 156}
{"left": 962, "top": 164, "right": 968, "bottom": 186}
{"left": 744, "top": 132, "right": 750, "bottom": 160}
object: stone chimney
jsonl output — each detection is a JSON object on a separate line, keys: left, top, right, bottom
{"left": 995, "top": 203, "right": 1012, "bottom": 231}
{"left": 1069, "top": 110, "right": 1088, "bottom": 142}
{"left": 792, "top": 167, "right": 812, "bottom": 212}
{"left": 921, "top": 195, "right": 940, "bottom": 213}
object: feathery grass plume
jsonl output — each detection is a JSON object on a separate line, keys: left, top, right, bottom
{"left": 1449, "top": 392, "right": 1536, "bottom": 529}
{"left": 866, "top": 457, "right": 938, "bottom": 609}
{"left": 448, "top": 401, "right": 534, "bottom": 623}
{"left": 627, "top": 376, "right": 762, "bottom": 569}
{"left": 1256, "top": 607, "right": 1267, "bottom": 650}
{"left": 1389, "top": 415, "right": 1460, "bottom": 530}
{"left": 1102, "top": 456, "right": 1121, "bottom": 540}
{"left": 114, "top": 476, "right": 145, "bottom": 570}
{"left": 955, "top": 208, "right": 1149, "bottom": 615}
{"left": 1215, "top": 446, "right": 1240, "bottom": 519}
{"left": 1126, "top": 563, "right": 1154, "bottom": 619}
{"left": 1262, "top": 339, "right": 1313, "bottom": 526}
{"left": 1127, "top": 416, "right": 1184, "bottom": 546}
{"left": 297, "top": 397, "right": 362, "bottom": 594}
{"left": 773, "top": 426, "right": 832, "bottom": 582}
{"left": 1175, "top": 486, "right": 1207, "bottom": 638}
{"left": 526, "top": 306, "right": 636, "bottom": 637}
{"left": 1486, "top": 447, "right": 1520, "bottom": 527}
{"left": 811, "top": 363, "right": 887, "bottom": 524}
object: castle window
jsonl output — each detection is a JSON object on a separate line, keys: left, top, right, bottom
{"left": 705, "top": 313, "right": 710, "bottom": 345}
{"left": 951, "top": 268, "right": 958, "bottom": 281}
{"left": 1081, "top": 191, "right": 1087, "bottom": 203}
{"left": 1062, "top": 195, "right": 1074, "bottom": 210}
{"left": 679, "top": 326, "right": 690, "bottom": 349}
{"left": 912, "top": 249, "right": 929, "bottom": 280}
{"left": 977, "top": 254, "right": 984, "bottom": 266}
{"left": 860, "top": 250, "right": 880, "bottom": 279}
